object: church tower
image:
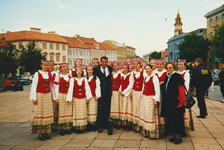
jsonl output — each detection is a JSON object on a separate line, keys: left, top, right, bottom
{"left": 174, "top": 10, "right": 183, "bottom": 36}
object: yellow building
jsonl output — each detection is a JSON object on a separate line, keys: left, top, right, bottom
{"left": 204, "top": 4, "right": 224, "bottom": 69}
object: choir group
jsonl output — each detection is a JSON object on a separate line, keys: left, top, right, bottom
{"left": 29, "top": 56, "right": 194, "bottom": 144}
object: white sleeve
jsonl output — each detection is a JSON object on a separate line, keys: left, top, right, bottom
{"left": 95, "top": 77, "right": 101, "bottom": 97}
{"left": 85, "top": 78, "right": 93, "bottom": 99}
{"left": 123, "top": 74, "right": 134, "bottom": 96}
{"left": 29, "top": 72, "right": 38, "bottom": 100}
{"left": 143, "top": 69, "right": 147, "bottom": 78}
{"left": 153, "top": 75, "right": 161, "bottom": 102}
{"left": 66, "top": 78, "right": 74, "bottom": 102}
{"left": 69, "top": 70, "right": 72, "bottom": 78}
{"left": 141, "top": 78, "right": 145, "bottom": 93}
{"left": 53, "top": 73, "right": 59, "bottom": 100}
{"left": 184, "top": 72, "right": 190, "bottom": 91}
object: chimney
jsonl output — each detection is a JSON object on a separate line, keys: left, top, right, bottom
{"left": 73, "top": 34, "right": 80, "bottom": 38}
{"left": 7, "top": 31, "right": 10, "bottom": 33}
{"left": 30, "top": 27, "right": 41, "bottom": 33}
{"left": 48, "top": 31, "right": 55, "bottom": 34}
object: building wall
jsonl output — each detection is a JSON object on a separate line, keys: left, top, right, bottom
{"left": 206, "top": 12, "right": 224, "bottom": 36}
{"left": 126, "top": 46, "right": 136, "bottom": 59}
{"left": 117, "top": 47, "right": 126, "bottom": 62}
{"left": 90, "top": 49, "right": 106, "bottom": 62}
{"left": 106, "top": 50, "right": 117, "bottom": 61}
{"left": 68, "top": 48, "right": 90, "bottom": 69}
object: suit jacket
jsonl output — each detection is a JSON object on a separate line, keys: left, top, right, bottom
{"left": 93, "top": 65, "right": 113, "bottom": 96}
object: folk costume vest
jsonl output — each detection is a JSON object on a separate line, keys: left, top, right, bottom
{"left": 59, "top": 76, "right": 70, "bottom": 93}
{"left": 88, "top": 78, "right": 96, "bottom": 97}
{"left": 155, "top": 71, "right": 166, "bottom": 82}
{"left": 133, "top": 70, "right": 144, "bottom": 91}
{"left": 143, "top": 76, "right": 155, "bottom": 96}
{"left": 121, "top": 74, "right": 131, "bottom": 91}
{"left": 36, "top": 72, "right": 51, "bottom": 93}
{"left": 73, "top": 79, "right": 85, "bottom": 99}
{"left": 111, "top": 73, "right": 121, "bottom": 91}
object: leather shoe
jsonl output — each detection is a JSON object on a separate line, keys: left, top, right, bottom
{"left": 196, "top": 115, "right": 205, "bottom": 118}
{"left": 98, "top": 127, "right": 103, "bottom": 133}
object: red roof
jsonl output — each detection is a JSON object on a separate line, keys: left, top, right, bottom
{"left": 77, "top": 36, "right": 104, "bottom": 50}
{"left": 60, "top": 36, "right": 89, "bottom": 49}
{"left": 97, "top": 42, "right": 117, "bottom": 51}
{"left": 0, "top": 31, "right": 68, "bottom": 44}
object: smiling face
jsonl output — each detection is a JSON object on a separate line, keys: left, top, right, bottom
{"left": 101, "top": 58, "right": 108, "bottom": 69}
{"left": 156, "top": 62, "right": 163, "bottom": 70}
{"left": 123, "top": 66, "right": 129, "bottom": 74}
{"left": 129, "top": 66, "right": 134, "bottom": 72}
{"left": 178, "top": 63, "right": 185, "bottom": 71}
{"left": 87, "top": 68, "right": 93, "bottom": 76}
{"left": 112, "top": 63, "right": 119, "bottom": 72}
{"left": 76, "top": 69, "right": 82, "bottom": 77}
{"left": 76, "top": 60, "right": 82, "bottom": 67}
{"left": 145, "top": 65, "right": 152, "bottom": 75}
{"left": 61, "top": 65, "right": 68, "bottom": 73}
{"left": 133, "top": 61, "right": 140, "bottom": 70}
{"left": 92, "top": 61, "right": 99, "bottom": 67}
{"left": 151, "top": 61, "right": 157, "bottom": 70}
{"left": 41, "top": 63, "right": 49, "bottom": 71}
{"left": 166, "top": 64, "right": 174, "bottom": 74}
{"left": 48, "top": 63, "right": 54, "bottom": 72}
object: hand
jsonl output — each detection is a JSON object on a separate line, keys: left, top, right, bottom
{"left": 153, "top": 101, "right": 158, "bottom": 106}
{"left": 94, "top": 96, "right": 99, "bottom": 101}
{"left": 54, "top": 99, "right": 59, "bottom": 105}
{"left": 159, "top": 81, "right": 164, "bottom": 85}
{"left": 86, "top": 100, "right": 89, "bottom": 104}
{"left": 33, "top": 100, "right": 37, "bottom": 105}
{"left": 189, "top": 87, "right": 193, "bottom": 92}
{"left": 182, "top": 102, "right": 187, "bottom": 107}
{"left": 69, "top": 102, "right": 72, "bottom": 105}
{"left": 129, "top": 92, "right": 133, "bottom": 99}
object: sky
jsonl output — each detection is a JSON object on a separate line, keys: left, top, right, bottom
{"left": 0, "top": 0, "right": 223, "bottom": 57}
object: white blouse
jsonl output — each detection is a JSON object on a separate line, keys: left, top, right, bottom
{"left": 132, "top": 68, "right": 147, "bottom": 79}
{"left": 142, "top": 74, "right": 161, "bottom": 102}
{"left": 87, "top": 76, "right": 101, "bottom": 98}
{"left": 177, "top": 70, "right": 190, "bottom": 91}
{"left": 66, "top": 77, "right": 92, "bottom": 101}
{"left": 50, "top": 71, "right": 59, "bottom": 101}
{"left": 119, "top": 72, "right": 134, "bottom": 96}
{"left": 54, "top": 73, "right": 70, "bottom": 100}
{"left": 154, "top": 69, "right": 166, "bottom": 77}
{"left": 29, "top": 70, "right": 49, "bottom": 100}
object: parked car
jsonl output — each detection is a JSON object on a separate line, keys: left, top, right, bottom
{"left": 9, "top": 76, "right": 31, "bottom": 85}
{"left": 20, "top": 75, "right": 30, "bottom": 80}
{"left": 29, "top": 75, "right": 34, "bottom": 81}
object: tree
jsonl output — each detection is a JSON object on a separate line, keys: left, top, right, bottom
{"left": 212, "top": 24, "right": 224, "bottom": 61}
{"left": 0, "top": 38, "right": 20, "bottom": 77}
{"left": 178, "top": 32, "right": 211, "bottom": 64}
{"left": 20, "top": 41, "right": 44, "bottom": 75}
{"left": 149, "top": 51, "right": 161, "bottom": 59}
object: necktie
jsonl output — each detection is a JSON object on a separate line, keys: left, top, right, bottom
{"left": 103, "top": 69, "right": 106, "bottom": 76}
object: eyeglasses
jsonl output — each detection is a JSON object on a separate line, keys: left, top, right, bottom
{"left": 166, "top": 67, "right": 173, "bottom": 69}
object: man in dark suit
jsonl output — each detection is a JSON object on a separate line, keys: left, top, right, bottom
{"left": 93, "top": 56, "right": 112, "bottom": 133}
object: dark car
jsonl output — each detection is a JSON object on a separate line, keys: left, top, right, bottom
{"left": 9, "top": 76, "right": 30, "bottom": 85}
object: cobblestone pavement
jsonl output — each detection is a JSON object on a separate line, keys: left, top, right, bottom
{"left": 0, "top": 91, "right": 224, "bottom": 150}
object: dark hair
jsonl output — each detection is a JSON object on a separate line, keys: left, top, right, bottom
{"left": 86, "top": 68, "right": 97, "bottom": 80}
{"left": 165, "top": 61, "right": 176, "bottom": 69}
{"left": 194, "top": 58, "right": 203, "bottom": 64}
{"left": 74, "top": 69, "right": 84, "bottom": 78}
{"left": 100, "top": 56, "right": 108, "bottom": 62}
{"left": 145, "top": 64, "right": 152, "bottom": 69}
{"left": 122, "top": 63, "right": 129, "bottom": 72}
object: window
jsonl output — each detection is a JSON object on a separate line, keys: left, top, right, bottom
{"left": 80, "top": 51, "right": 82, "bottom": 56}
{"left": 70, "top": 51, "right": 72, "bottom": 55}
{"left": 43, "top": 43, "right": 47, "bottom": 49}
{"left": 210, "top": 19, "right": 213, "bottom": 27}
{"left": 216, "top": 17, "right": 218, "bottom": 25}
{"left": 50, "top": 43, "right": 53, "bottom": 49}
{"left": 56, "top": 44, "right": 59, "bottom": 50}
{"left": 70, "top": 60, "right": 72, "bottom": 65}
{"left": 63, "top": 56, "right": 66, "bottom": 62}
{"left": 62, "top": 45, "right": 66, "bottom": 50}
{"left": 50, "top": 55, "right": 53, "bottom": 61}
{"left": 73, "top": 51, "right": 76, "bottom": 56}
{"left": 56, "top": 53, "right": 60, "bottom": 62}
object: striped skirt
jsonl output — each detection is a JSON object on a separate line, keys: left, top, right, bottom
{"left": 51, "top": 98, "right": 58, "bottom": 130}
{"left": 139, "top": 95, "right": 160, "bottom": 139}
{"left": 87, "top": 97, "right": 98, "bottom": 124}
{"left": 132, "top": 90, "right": 141, "bottom": 125}
{"left": 72, "top": 98, "right": 87, "bottom": 130}
{"left": 120, "top": 95, "right": 133, "bottom": 122}
{"left": 184, "top": 108, "right": 194, "bottom": 132}
{"left": 30, "top": 92, "right": 54, "bottom": 134}
{"left": 110, "top": 91, "right": 120, "bottom": 119}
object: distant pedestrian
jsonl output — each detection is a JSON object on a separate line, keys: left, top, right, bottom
{"left": 219, "top": 63, "right": 224, "bottom": 102}
{"left": 190, "top": 58, "right": 212, "bottom": 118}
{"left": 3, "top": 79, "right": 13, "bottom": 92}
{"left": 210, "top": 71, "right": 215, "bottom": 92}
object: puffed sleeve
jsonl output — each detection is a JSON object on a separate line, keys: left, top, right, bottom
{"left": 122, "top": 74, "right": 134, "bottom": 96}
{"left": 95, "top": 77, "right": 101, "bottom": 97}
{"left": 143, "top": 69, "right": 147, "bottom": 78}
{"left": 184, "top": 71, "right": 190, "bottom": 91}
{"left": 53, "top": 73, "right": 59, "bottom": 100}
{"left": 66, "top": 78, "right": 74, "bottom": 102}
{"left": 153, "top": 75, "right": 161, "bottom": 102}
{"left": 84, "top": 78, "right": 93, "bottom": 99}
{"left": 29, "top": 72, "right": 39, "bottom": 100}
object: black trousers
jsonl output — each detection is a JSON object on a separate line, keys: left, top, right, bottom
{"left": 96, "top": 92, "right": 112, "bottom": 128}
{"left": 166, "top": 106, "right": 185, "bottom": 135}
{"left": 220, "top": 83, "right": 224, "bottom": 98}
{"left": 196, "top": 87, "right": 207, "bottom": 116}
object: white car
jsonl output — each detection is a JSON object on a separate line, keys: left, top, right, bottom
{"left": 29, "top": 75, "right": 34, "bottom": 81}
{"left": 21, "top": 75, "right": 30, "bottom": 80}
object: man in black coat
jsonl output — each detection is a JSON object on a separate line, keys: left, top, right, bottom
{"left": 190, "top": 58, "right": 212, "bottom": 118}
{"left": 219, "top": 63, "right": 224, "bottom": 102}
{"left": 93, "top": 56, "right": 112, "bottom": 133}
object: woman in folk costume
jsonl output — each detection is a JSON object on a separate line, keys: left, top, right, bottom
{"left": 139, "top": 64, "right": 161, "bottom": 139}
{"left": 141, "top": 62, "right": 147, "bottom": 70}
{"left": 56, "top": 63, "right": 73, "bottom": 136}
{"left": 119, "top": 63, "right": 134, "bottom": 131}
{"left": 131, "top": 59, "right": 147, "bottom": 132}
{"left": 125, "top": 58, "right": 132, "bottom": 65}
{"left": 86, "top": 65, "right": 101, "bottom": 131}
{"left": 110, "top": 61, "right": 122, "bottom": 128}
{"left": 69, "top": 58, "right": 86, "bottom": 77}
{"left": 128, "top": 64, "right": 134, "bottom": 72}
{"left": 177, "top": 59, "right": 194, "bottom": 137}
{"left": 48, "top": 61, "right": 59, "bottom": 131}
{"left": 30, "top": 60, "right": 54, "bottom": 141}
{"left": 92, "top": 58, "right": 99, "bottom": 68}
{"left": 150, "top": 59, "right": 157, "bottom": 74}
{"left": 66, "top": 66, "right": 92, "bottom": 133}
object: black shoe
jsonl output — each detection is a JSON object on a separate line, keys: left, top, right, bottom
{"left": 196, "top": 115, "right": 205, "bottom": 118}
{"left": 205, "top": 112, "right": 208, "bottom": 116}
{"left": 174, "top": 136, "right": 182, "bottom": 144}
{"left": 92, "top": 125, "right": 97, "bottom": 131}
{"left": 39, "top": 134, "right": 46, "bottom": 141}
{"left": 44, "top": 133, "right": 51, "bottom": 139}
{"left": 60, "top": 130, "right": 65, "bottom": 136}
{"left": 181, "top": 132, "right": 187, "bottom": 137}
{"left": 64, "top": 130, "right": 72, "bottom": 134}
{"left": 86, "top": 124, "right": 92, "bottom": 132}
{"left": 169, "top": 137, "right": 175, "bottom": 142}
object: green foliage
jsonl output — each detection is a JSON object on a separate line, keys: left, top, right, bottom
{"left": 212, "top": 24, "right": 224, "bottom": 61}
{"left": 19, "top": 41, "right": 44, "bottom": 74}
{"left": 0, "top": 38, "right": 20, "bottom": 77}
{"left": 149, "top": 51, "right": 161, "bottom": 59}
{"left": 178, "top": 32, "right": 211, "bottom": 63}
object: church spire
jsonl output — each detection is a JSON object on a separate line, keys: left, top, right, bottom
{"left": 174, "top": 9, "right": 183, "bottom": 36}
